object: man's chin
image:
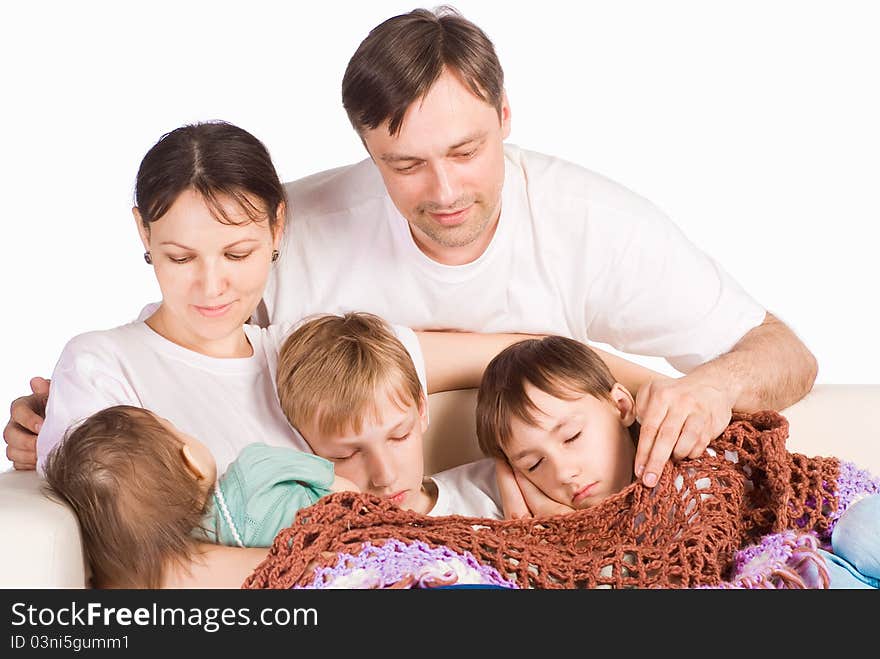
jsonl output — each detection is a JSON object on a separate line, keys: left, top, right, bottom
{"left": 417, "top": 221, "right": 489, "bottom": 250}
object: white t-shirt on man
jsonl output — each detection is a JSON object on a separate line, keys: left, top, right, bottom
{"left": 261, "top": 144, "right": 766, "bottom": 373}
{"left": 36, "top": 321, "right": 426, "bottom": 476}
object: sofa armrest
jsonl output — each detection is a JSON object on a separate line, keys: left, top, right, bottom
{"left": 0, "top": 469, "right": 87, "bottom": 588}
{"left": 779, "top": 384, "right": 880, "bottom": 474}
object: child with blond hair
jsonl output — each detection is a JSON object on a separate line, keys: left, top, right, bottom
{"left": 275, "top": 311, "right": 503, "bottom": 520}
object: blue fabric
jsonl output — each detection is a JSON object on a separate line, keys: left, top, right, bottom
{"left": 821, "top": 493, "right": 880, "bottom": 589}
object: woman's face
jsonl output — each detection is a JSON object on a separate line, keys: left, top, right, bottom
{"left": 135, "top": 188, "right": 283, "bottom": 356}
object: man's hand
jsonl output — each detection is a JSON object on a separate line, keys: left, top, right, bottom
{"left": 633, "top": 376, "right": 732, "bottom": 487}
{"left": 3, "top": 377, "right": 50, "bottom": 470}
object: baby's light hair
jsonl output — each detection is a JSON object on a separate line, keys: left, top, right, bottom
{"left": 42, "top": 405, "right": 208, "bottom": 588}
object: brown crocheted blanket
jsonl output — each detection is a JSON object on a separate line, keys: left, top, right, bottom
{"left": 244, "top": 411, "right": 842, "bottom": 589}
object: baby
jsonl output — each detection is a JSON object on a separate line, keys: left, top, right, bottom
{"left": 42, "top": 405, "right": 355, "bottom": 588}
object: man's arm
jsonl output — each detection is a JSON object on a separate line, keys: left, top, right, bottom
{"left": 634, "top": 311, "right": 818, "bottom": 487}
{"left": 416, "top": 331, "right": 663, "bottom": 394}
{"left": 690, "top": 311, "right": 818, "bottom": 411}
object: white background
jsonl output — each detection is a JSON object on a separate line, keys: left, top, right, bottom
{"left": 2, "top": 1, "right": 878, "bottom": 471}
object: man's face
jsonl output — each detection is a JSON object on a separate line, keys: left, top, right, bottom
{"left": 298, "top": 391, "right": 431, "bottom": 513}
{"left": 361, "top": 69, "right": 511, "bottom": 266}
{"left": 504, "top": 383, "right": 638, "bottom": 510}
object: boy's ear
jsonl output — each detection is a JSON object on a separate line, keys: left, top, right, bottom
{"left": 181, "top": 444, "right": 208, "bottom": 481}
{"left": 610, "top": 383, "right": 637, "bottom": 427}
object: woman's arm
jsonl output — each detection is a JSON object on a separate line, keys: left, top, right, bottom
{"left": 161, "top": 544, "right": 270, "bottom": 588}
{"left": 416, "top": 330, "right": 666, "bottom": 395}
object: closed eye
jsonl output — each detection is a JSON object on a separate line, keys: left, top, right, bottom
{"left": 527, "top": 458, "right": 543, "bottom": 473}
{"left": 330, "top": 451, "right": 357, "bottom": 461}
{"left": 564, "top": 432, "right": 581, "bottom": 444}
{"left": 390, "top": 431, "right": 413, "bottom": 442}
{"left": 225, "top": 252, "right": 253, "bottom": 261}
{"left": 454, "top": 148, "right": 477, "bottom": 159}
{"left": 168, "top": 256, "right": 192, "bottom": 264}
{"left": 394, "top": 162, "right": 421, "bottom": 174}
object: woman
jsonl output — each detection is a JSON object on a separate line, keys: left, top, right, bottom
{"left": 26, "top": 120, "right": 658, "bottom": 586}
{"left": 36, "top": 122, "right": 302, "bottom": 473}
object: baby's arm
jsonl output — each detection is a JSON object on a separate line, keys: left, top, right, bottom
{"left": 162, "top": 544, "right": 270, "bottom": 588}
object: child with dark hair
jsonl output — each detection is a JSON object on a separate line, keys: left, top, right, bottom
{"left": 474, "top": 335, "right": 880, "bottom": 589}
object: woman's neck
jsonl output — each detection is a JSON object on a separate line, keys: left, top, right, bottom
{"left": 145, "top": 307, "right": 253, "bottom": 359}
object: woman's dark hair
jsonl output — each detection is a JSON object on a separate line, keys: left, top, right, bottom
{"left": 134, "top": 120, "right": 286, "bottom": 231}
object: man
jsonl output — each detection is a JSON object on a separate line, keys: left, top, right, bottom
{"left": 4, "top": 7, "right": 816, "bottom": 493}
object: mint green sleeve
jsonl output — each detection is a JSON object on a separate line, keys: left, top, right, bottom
{"left": 236, "top": 443, "right": 335, "bottom": 493}
{"left": 214, "top": 443, "right": 336, "bottom": 547}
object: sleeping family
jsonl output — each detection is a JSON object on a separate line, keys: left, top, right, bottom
{"left": 8, "top": 7, "right": 872, "bottom": 590}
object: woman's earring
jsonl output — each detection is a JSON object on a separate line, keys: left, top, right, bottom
{"left": 143, "top": 251, "right": 153, "bottom": 265}
{"left": 271, "top": 249, "right": 279, "bottom": 263}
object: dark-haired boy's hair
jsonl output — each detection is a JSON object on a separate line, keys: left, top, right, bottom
{"left": 475, "top": 336, "right": 620, "bottom": 459}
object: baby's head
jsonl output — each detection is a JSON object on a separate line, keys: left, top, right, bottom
{"left": 476, "top": 336, "right": 638, "bottom": 509}
{"left": 42, "top": 405, "right": 217, "bottom": 588}
{"left": 276, "top": 312, "right": 431, "bottom": 512}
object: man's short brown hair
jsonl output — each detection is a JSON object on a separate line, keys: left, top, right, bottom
{"left": 275, "top": 312, "right": 424, "bottom": 440}
{"left": 42, "top": 406, "right": 207, "bottom": 588}
{"left": 342, "top": 5, "right": 505, "bottom": 136}
{"left": 475, "top": 336, "right": 618, "bottom": 460}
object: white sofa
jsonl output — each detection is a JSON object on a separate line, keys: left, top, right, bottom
{"left": 1, "top": 384, "right": 878, "bottom": 588}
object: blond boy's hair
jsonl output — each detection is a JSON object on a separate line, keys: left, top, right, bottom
{"left": 42, "top": 405, "right": 207, "bottom": 588}
{"left": 276, "top": 312, "right": 423, "bottom": 438}
{"left": 475, "top": 336, "right": 619, "bottom": 459}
